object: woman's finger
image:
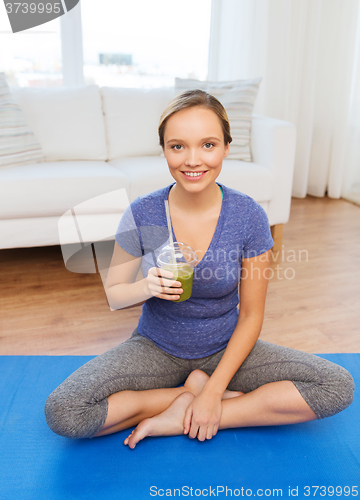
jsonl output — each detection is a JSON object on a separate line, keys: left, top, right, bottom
{"left": 147, "top": 271, "right": 181, "bottom": 290}
{"left": 147, "top": 283, "right": 182, "bottom": 299}
{"left": 197, "top": 425, "right": 207, "bottom": 442}
{"left": 183, "top": 405, "right": 192, "bottom": 435}
{"left": 154, "top": 292, "right": 182, "bottom": 301}
{"left": 148, "top": 267, "right": 175, "bottom": 280}
{"left": 148, "top": 275, "right": 176, "bottom": 288}
{"left": 157, "top": 284, "right": 183, "bottom": 295}
{"left": 188, "top": 420, "right": 199, "bottom": 440}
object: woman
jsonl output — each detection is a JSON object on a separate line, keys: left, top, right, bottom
{"left": 45, "top": 90, "right": 354, "bottom": 449}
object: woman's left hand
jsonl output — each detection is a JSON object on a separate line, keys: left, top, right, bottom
{"left": 183, "top": 390, "right": 222, "bottom": 441}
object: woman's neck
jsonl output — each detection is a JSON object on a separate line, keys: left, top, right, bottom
{"left": 169, "top": 182, "right": 222, "bottom": 214}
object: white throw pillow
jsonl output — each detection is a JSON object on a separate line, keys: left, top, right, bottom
{"left": 0, "top": 73, "right": 44, "bottom": 169}
{"left": 175, "top": 77, "right": 262, "bottom": 162}
{"left": 101, "top": 87, "right": 177, "bottom": 159}
{"left": 11, "top": 85, "right": 107, "bottom": 161}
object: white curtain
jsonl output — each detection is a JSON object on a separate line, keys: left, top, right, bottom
{"left": 208, "top": 0, "right": 360, "bottom": 201}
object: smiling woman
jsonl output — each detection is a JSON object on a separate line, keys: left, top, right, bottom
{"left": 44, "top": 89, "right": 354, "bottom": 449}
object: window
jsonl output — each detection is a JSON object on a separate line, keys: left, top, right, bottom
{"left": 0, "top": 10, "right": 62, "bottom": 87}
{"left": 0, "top": 0, "right": 212, "bottom": 88}
{"left": 81, "top": 0, "right": 212, "bottom": 88}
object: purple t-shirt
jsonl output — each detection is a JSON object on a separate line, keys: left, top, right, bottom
{"left": 115, "top": 183, "right": 274, "bottom": 359}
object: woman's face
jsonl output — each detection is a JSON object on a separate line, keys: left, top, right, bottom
{"left": 162, "top": 106, "right": 230, "bottom": 194}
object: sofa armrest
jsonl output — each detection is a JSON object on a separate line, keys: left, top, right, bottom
{"left": 251, "top": 114, "right": 296, "bottom": 226}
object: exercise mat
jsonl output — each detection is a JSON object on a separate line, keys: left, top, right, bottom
{"left": 0, "top": 354, "right": 358, "bottom": 500}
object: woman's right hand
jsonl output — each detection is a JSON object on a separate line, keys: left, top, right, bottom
{"left": 145, "top": 267, "right": 183, "bottom": 301}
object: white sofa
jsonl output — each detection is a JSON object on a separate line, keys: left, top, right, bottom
{"left": 0, "top": 85, "right": 296, "bottom": 251}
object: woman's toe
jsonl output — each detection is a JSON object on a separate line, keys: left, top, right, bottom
{"left": 124, "top": 430, "right": 134, "bottom": 445}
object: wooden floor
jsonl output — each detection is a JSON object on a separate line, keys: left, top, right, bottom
{"left": 1, "top": 195, "right": 359, "bottom": 355}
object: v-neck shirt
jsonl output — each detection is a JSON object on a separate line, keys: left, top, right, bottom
{"left": 115, "top": 183, "right": 274, "bottom": 359}
{"left": 167, "top": 183, "right": 224, "bottom": 267}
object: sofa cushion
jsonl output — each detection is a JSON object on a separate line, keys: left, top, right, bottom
{"left": 217, "top": 159, "right": 273, "bottom": 202}
{"left": 0, "top": 73, "right": 44, "bottom": 169}
{"left": 108, "top": 156, "right": 273, "bottom": 203}
{"left": 0, "top": 161, "right": 129, "bottom": 219}
{"left": 101, "top": 87, "right": 177, "bottom": 160}
{"left": 11, "top": 86, "right": 107, "bottom": 162}
{"left": 108, "top": 156, "right": 175, "bottom": 202}
{"left": 0, "top": 213, "right": 125, "bottom": 249}
{"left": 175, "top": 78, "right": 261, "bottom": 162}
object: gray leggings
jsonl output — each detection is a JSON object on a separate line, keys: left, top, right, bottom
{"left": 45, "top": 329, "right": 354, "bottom": 439}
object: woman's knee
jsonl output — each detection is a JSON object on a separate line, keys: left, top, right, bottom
{"left": 314, "top": 363, "right": 354, "bottom": 419}
{"left": 44, "top": 387, "right": 108, "bottom": 439}
{"left": 328, "top": 364, "right": 354, "bottom": 415}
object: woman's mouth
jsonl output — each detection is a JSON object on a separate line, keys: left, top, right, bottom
{"left": 181, "top": 171, "right": 207, "bottom": 180}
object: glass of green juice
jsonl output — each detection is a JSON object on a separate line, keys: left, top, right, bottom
{"left": 157, "top": 242, "right": 198, "bottom": 302}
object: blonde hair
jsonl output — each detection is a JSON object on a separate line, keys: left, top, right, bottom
{"left": 158, "top": 89, "right": 232, "bottom": 148}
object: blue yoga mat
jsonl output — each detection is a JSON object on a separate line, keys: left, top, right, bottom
{"left": 0, "top": 354, "right": 359, "bottom": 500}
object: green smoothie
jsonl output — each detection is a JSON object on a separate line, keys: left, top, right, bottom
{"left": 157, "top": 242, "right": 198, "bottom": 303}
{"left": 172, "top": 266, "right": 194, "bottom": 302}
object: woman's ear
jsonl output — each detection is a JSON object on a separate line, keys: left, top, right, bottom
{"left": 224, "top": 143, "right": 230, "bottom": 158}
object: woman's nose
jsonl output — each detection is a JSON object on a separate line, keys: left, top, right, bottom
{"left": 184, "top": 149, "right": 202, "bottom": 166}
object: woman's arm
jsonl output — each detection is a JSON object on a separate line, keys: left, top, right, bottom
{"left": 183, "top": 249, "right": 271, "bottom": 439}
{"left": 105, "top": 242, "right": 183, "bottom": 310}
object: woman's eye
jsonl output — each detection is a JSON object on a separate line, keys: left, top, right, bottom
{"left": 204, "top": 143, "right": 214, "bottom": 149}
{"left": 172, "top": 144, "right": 183, "bottom": 151}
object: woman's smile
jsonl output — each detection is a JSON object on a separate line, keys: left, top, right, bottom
{"left": 181, "top": 170, "right": 208, "bottom": 180}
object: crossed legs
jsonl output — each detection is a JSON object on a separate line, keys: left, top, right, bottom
{"left": 45, "top": 331, "right": 354, "bottom": 443}
{"left": 96, "top": 369, "right": 317, "bottom": 448}
{"left": 95, "top": 369, "right": 243, "bottom": 439}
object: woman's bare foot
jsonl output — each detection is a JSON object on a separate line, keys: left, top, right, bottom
{"left": 184, "top": 369, "right": 244, "bottom": 399}
{"left": 124, "top": 392, "right": 194, "bottom": 449}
